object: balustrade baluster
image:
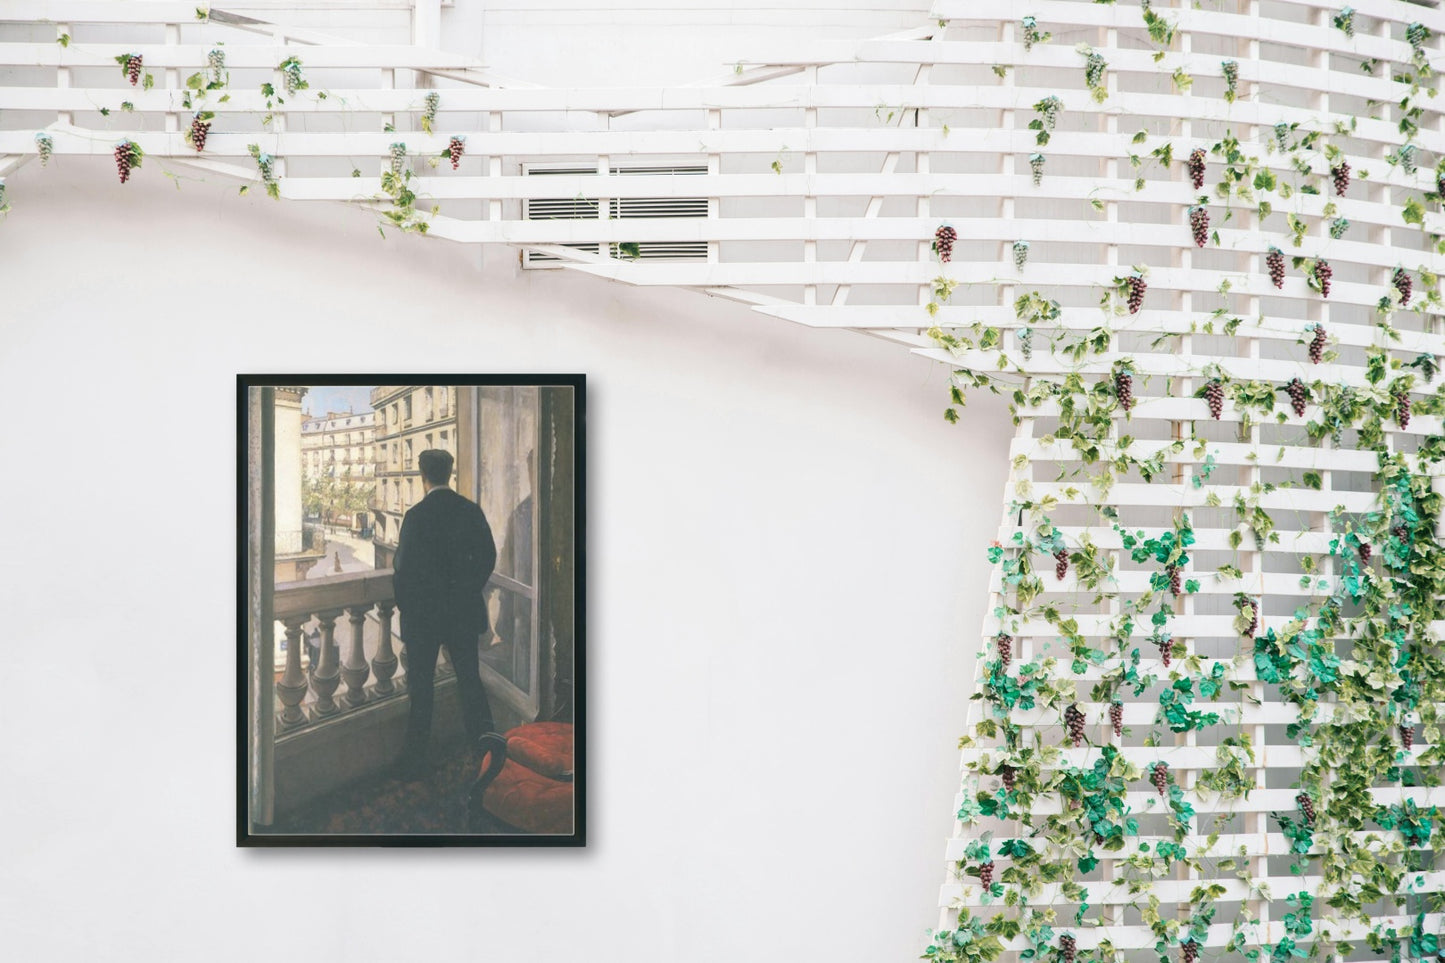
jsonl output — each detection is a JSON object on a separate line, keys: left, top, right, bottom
{"left": 308, "top": 609, "right": 343, "bottom": 716}
{"left": 371, "top": 601, "right": 398, "bottom": 695}
{"left": 275, "top": 616, "right": 309, "bottom": 728}
{"left": 340, "top": 604, "right": 371, "bottom": 708}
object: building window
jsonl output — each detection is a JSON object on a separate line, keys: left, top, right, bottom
{"left": 439, "top": 429, "right": 449, "bottom": 452}
{"left": 437, "top": 389, "right": 449, "bottom": 419}
{"left": 472, "top": 386, "right": 541, "bottom": 709}
{"left": 404, "top": 439, "right": 413, "bottom": 468}
{"left": 403, "top": 396, "right": 412, "bottom": 423}
{"left": 422, "top": 387, "right": 434, "bottom": 423}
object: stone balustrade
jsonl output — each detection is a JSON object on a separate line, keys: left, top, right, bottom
{"left": 273, "top": 570, "right": 401, "bottom": 731}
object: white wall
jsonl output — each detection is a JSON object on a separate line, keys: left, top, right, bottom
{"left": 0, "top": 158, "right": 1010, "bottom": 962}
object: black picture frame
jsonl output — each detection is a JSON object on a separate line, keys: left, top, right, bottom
{"left": 237, "top": 374, "right": 586, "bottom": 847}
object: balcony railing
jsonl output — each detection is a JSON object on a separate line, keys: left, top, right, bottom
{"left": 274, "top": 571, "right": 406, "bottom": 728}
{"left": 268, "top": 567, "right": 488, "bottom": 815}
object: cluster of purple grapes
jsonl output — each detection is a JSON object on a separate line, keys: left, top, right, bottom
{"left": 1109, "top": 701, "right": 1123, "bottom": 738}
{"left": 1205, "top": 380, "right": 1224, "bottom": 419}
{"left": 1054, "top": 549, "right": 1070, "bottom": 580}
{"left": 1285, "top": 377, "right": 1309, "bottom": 417}
{"left": 114, "top": 141, "right": 136, "bottom": 183}
{"left": 934, "top": 224, "right": 957, "bottom": 263}
{"left": 1242, "top": 599, "right": 1259, "bottom": 637}
{"left": 1157, "top": 638, "right": 1173, "bottom": 667}
{"left": 1187, "top": 148, "right": 1206, "bottom": 190}
{"left": 1359, "top": 542, "right": 1373, "bottom": 565}
{"left": 1393, "top": 523, "right": 1410, "bottom": 543}
{"left": 1064, "top": 704, "right": 1086, "bottom": 747}
{"left": 448, "top": 136, "right": 465, "bottom": 170}
{"left": 1396, "top": 388, "right": 1412, "bottom": 429}
{"left": 1394, "top": 267, "right": 1413, "bottom": 306}
{"left": 1402, "top": 724, "right": 1415, "bottom": 750}
{"left": 999, "top": 764, "right": 1017, "bottom": 792}
{"left": 978, "top": 860, "right": 995, "bottom": 889}
{"left": 1308, "top": 325, "right": 1327, "bottom": 364}
{"left": 1296, "top": 792, "right": 1316, "bottom": 826}
{"left": 1151, "top": 762, "right": 1169, "bottom": 795}
{"left": 1331, "top": 160, "right": 1351, "bottom": 196}
{"left": 930, "top": 225, "right": 953, "bottom": 264}
{"left": 1182, "top": 942, "right": 1199, "bottom": 963}
{"left": 1189, "top": 206, "right": 1209, "bottom": 247}
{"left": 189, "top": 115, "right": 210, "bottom": 153}
{"left": 1059, "top": 935, "right": 1077, "bottom": 963}
{"left": 1266, "top": 246, "right": 1286, "bottom": 289}
{"left": 1167, "top": 564, "right": 1182, "bottom": 596}
{"left": 1125, "top": 275, "right": 1146, "bottom": 313}
{"left": 125, "top": 54, "right": 143, "bottom": 86}
{"left": 1313, "top": 259, "right": 1333, "bottom": 298}
{"left": 995, "top": 632, "right": 1013, "bottom": 668}
{"left": 1114, "top": 368, "right": 1134, "bottom": 411}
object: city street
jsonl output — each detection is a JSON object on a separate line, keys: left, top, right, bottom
{"left": 306, "top": 527, "right": 376, "bottom": 578}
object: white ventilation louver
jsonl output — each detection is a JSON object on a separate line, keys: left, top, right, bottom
{"left": 524, "top": 165, "right": 708, "bottom": 266}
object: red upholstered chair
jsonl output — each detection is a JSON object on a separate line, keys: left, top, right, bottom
{"left": 467, "top": 722, "right": 575, "bottom": 834}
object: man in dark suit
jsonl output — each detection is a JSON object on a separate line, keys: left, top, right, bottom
{"left": 392, "top": 448, "right": 497, "bottom": 777}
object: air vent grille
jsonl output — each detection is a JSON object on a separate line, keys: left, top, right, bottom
{"left": 524, "top": 165, "right": 708, "bottom": 266}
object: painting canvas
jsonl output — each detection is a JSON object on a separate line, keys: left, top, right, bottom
{"left": 237, "top": 376, "right": 585, "bottom": 846}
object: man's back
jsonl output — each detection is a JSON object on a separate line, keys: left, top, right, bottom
{"left": 392, "top": 488, "right": 498, "bottom": 637}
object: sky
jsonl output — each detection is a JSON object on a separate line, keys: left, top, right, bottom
{"left": 303, "top": 385, "right": 375, "bottom": 417}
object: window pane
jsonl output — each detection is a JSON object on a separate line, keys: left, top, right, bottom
{"left": 483, "top": 584, "right": 532, "bottom": 693}
{"left": 476, "top": 386, "right": 538, "bottom": 584}
{"left": 473, "top": 385, "right": 539, "bottom": 698}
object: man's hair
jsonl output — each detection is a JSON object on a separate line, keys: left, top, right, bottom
{"left": 418, "top": 448, "right": 454, "bottom": 486}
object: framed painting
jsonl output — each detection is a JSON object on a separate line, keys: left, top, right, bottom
{"left": 237, "top": 375, "right": 585, "bottom": 846}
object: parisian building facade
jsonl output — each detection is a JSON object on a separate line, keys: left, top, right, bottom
{"left": 301, "top": 409, "right": 377, "bottom": 483}
{"left": 370, "top": 385, "right": 457, "bottom": 568}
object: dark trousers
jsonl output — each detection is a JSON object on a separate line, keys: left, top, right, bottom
{"left": 402, "top": 629, "right": 494, "bottom": 755}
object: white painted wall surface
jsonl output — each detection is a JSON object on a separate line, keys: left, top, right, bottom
{"left": 0, "top": 159, "right": 1009, "bottom": 962}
